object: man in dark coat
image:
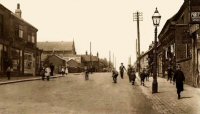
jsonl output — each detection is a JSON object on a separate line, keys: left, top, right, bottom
{"left": 140, "top": 69, "right": 146, "bottom": 86}
{"left": 50, "top": 63, "right": 55, "bottom": 76}
{"left": 173, "top": 64, "right": 185, "bottom": 99}
{"left": 127, "top": 65, "right": 132, "bottom": 82}
{"left": 130, "top": 68, "right": 136, "bottom": 85}
{"left": 119, "top": 63, "right": 126, "bottom": 79}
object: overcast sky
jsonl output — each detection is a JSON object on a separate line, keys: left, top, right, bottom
{"left": 1, "top": 0, "right": 184, "bottom": 68}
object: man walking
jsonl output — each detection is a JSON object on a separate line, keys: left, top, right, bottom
{"left": 167, "top": 66, "right": 173, "bottom": 83}
{"left": 140, "top": 68, "right": 146, "bottom": 86}
{"left": 173, "top": 64, "right": 185, "bottom": 99}
{"left": 119, "top": 63, "right": 126, "bottom": 79}
{"left": 127, "top": 65, "right": 133, "bottom": 82}
{"left": 130, "top": 68, "right": 136, "bottom": 85}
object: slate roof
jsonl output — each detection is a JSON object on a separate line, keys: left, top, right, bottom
{"left": 37, "top": 41, "right": 74, "bottom": 51}
{"left": 81, "top": 55, "right": 99, "bottom": 62}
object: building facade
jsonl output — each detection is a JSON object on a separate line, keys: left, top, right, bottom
{"left": 0, "top": 3, "right": 41, "bottom": 76}
{"left": 157, "top": 0, "right": 200, "bottom": 87}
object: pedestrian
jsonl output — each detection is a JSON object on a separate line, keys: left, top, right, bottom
{"left": 119, "top": 63, "right": 126, "bottom": 79}
{"left": 65, "top": 66, "right": 69, "bottom": 75}
{"left": 84, "top": 66, "right": 89, "bottom": 80}
{"left": 140, "top": 68, "right": 146, "bottom": 86}
{"left": 50, "top": 63, "right": 54, "bottom": 76}
{"left": 6, "top": 66, "right": 12, "bottom": 80}
{"left": 167, "top": 66, "right": 173, "bottom": 83}
{"left": 40, "top": 66, "right": 45, "bottom": 80}
{"left": 146, "top": 68, "right": 150, "bottom": 81}
{"left": 61, "top": 66, "right": 65, "bottom": 76}
{"left": 112, "top": 68, "right": 118, "bottom": 83}
{"left": 127, "top": 65, "right": 133, "bottom": 83}
{"left": 45, "top": 65, "right": 51, "bottom": 81}
{"left": 130, "top": 68, "right": 136, "bottom": 85}
{"left": 173, "top": 64, "right": 185, "bottom": 99}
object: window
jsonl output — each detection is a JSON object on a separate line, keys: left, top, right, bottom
{"left": 31, "top": 33, "right": 35, "bottom": 43}
{"left": 19, "top": 25, "right": 23, "bottom": 38}
{"left": 0, "top": 14, "right": 3, "bottom": 36}
{"left": 28, "top": 34, "right": 31, "bottom": 42}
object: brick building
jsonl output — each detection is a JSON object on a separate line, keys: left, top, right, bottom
{"left": 0, "top": 3, "right": 42, "bottom": 76}
{"left": 157, "top": 0, "right": 200, "bottom": 87}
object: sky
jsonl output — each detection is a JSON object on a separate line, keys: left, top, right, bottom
{"left": 0, "top": 0, "right": 184, "bottom": 68}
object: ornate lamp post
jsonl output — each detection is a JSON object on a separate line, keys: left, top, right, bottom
{"left": 152, "top": 7, "right": 161, "bottom": 93}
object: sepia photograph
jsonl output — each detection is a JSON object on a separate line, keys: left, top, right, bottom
{"left": 0, "top": 0, "right": 199, "bottom": 113}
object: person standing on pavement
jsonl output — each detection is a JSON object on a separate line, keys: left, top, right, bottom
{"left": 50, "top": 63, "right": 55, "bottom": 76}
{"left": 127, "top": 65, "right": 133, "bottom": 83}
{"left": 40, "top": 66, "right": 45, "bottom": 80}
{"left": 61, "top": 66, "right": 65, "bottom": 76}
{"left": 112, "top": 68, "right": 118, "bottom": 83}
{"left": 45, "top": 65, "right": 51, "bottom": 81}
{"left": 167, "top": 66, "right": 173, "bottom": 83}
{"left": 173, "top": 64, "right": 185, "bottom": 99}
{"left": 65, "top": 66, "right": 69, "bottom": 75}
{"left": 140, "top": 68, "right": 146, "bottom": 86}
{"left": 6, "top": 66, "right": 13, "bottom": 80}
{"left": 119, "top": 63, "right": 126, "bottom": 79}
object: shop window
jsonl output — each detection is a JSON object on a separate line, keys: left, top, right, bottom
{"left": 11, "top": 48, "right": 20, "bottom": 70}
{"left": 24, "top": 52, "right": 34, "bottom": 74}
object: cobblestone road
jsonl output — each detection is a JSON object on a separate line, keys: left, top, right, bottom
{"left": 0, "top": 73, "right": 158, "bottom": 114}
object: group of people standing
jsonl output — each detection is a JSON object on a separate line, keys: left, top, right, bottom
{"left": 40, "top": 64, "right": 55, "bottom": 81}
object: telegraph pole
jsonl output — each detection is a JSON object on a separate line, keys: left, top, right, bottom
{"left": 90, "top": 42, "right": 92, "bottom": 69}
{"left": 133, "top": 11, "right": 143, "bottom": 76}
{"left": 109, "top": 51, "right": 111, "bottom": 69}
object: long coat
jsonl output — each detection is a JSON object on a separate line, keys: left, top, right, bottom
{"left": 173, "top": 70, "right": 185, "bottom": 91}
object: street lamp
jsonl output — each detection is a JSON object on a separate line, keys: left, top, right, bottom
{"left": 152, "top": 7, "right": 161, "bottom": 93}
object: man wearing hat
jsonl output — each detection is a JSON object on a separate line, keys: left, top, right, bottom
{"left": 173, "top": 64, "right": 185, "bottom": 99}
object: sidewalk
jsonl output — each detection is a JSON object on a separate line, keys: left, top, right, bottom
{"left": 0, "top": 75, "right": 63, "bottom": 85}
{"left": 136, "top": 75, "right": 200, "bottom": 114}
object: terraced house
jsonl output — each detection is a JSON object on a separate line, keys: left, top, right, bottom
{"left": 0, "top": 3, "right": 42, "bottom": 76}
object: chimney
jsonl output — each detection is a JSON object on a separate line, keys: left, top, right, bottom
{"left": 15, "top": 3, "right": 22, "bottom": 18}
{"left": 86, "top": 51, "right": 88, "bottom": 55}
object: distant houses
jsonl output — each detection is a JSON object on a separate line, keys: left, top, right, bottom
{"left": 37, "top": 41, "right": 108, "bottom": 73}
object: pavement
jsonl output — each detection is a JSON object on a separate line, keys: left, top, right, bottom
{"left": 135, "top": 74, "right": 200, "bottom": 114}
{"left": 0, "top": 74, "right": 63, "bottom": 85}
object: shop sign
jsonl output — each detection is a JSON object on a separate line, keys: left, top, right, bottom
{"left": 191, "top": 12, "right": 200, "bottom": 23}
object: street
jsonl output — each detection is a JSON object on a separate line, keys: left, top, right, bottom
{"left": 0, "top": 73, "right": 158, "bottom": 114}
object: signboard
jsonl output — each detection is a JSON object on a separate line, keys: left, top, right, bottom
{"left": 191, "top": 12, "right": 200, "bottom": 23}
